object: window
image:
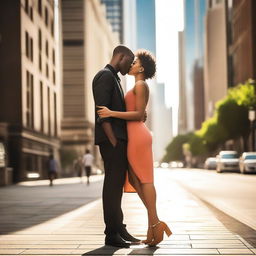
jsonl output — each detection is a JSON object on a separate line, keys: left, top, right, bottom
{"left": 40, "top": 81, "right": 44, "bottom": 132}
{"left": 25, "top": 31, "right": 29, "bottom": 58}
{"left": 51, "top": 19, "right": 54, "bottom": 37}
{"left": 47, "top": 87, "right": 51, "bottom": 135}
{"left": 38, "top": 0, "right": 42, "bottom": 15}
{"left": 25, "top": 0, "right": 29, "bottom": 14}
{"left": 53, "top": 70, "right": 56, "bottom": 84}
{"left": 54, "top": 93, "right": 57, "bottom": 136}
{"left": 39, "top": 53, "right": 42, "bottom": 71}
{"left": 30, "top": 37, "right": 33, "bottom": 62}
{"left": 45, "top": 7, "right": 48, "bottom": 26}
{"left": 46, "top": 63, "right": 49, "bottom": 78}
{"left": 30, "top": 6, "right": 33, "bottom": 20}
{"left": 25, "top": 31, "right": 33, "bottom": 62}
{"left": 38, "top": 29, "right": 42, "bottom": 50}
{"left": 26, "top": 71, "right": 34, "bottom": 128}
{"left": 45, "top": 40, "right": 49, "bottom": 57}
{"left": 52, "top": 49, "right": 55, "bottom": 65}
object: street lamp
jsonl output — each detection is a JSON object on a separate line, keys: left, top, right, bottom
{"left": 248, "top": 107, "right": 255, "bottom": 151}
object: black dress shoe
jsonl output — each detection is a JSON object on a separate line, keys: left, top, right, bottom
{"left": 119, "top": 227, "right": 141, "bottom": 243}
{"left": 105, "top": 233, "right": 131, "bottom": 248}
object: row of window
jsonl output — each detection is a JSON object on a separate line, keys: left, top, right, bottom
{"left": 38, "top": 29, "right": 56, "bottom": 64}
{"left": 26, "top": 30, "right": 56, "bottom": 84}
{"left": 26, "top": 70, "right": 57, "bottom": 136}
{"left": 24, "top": 0, "right": 54, "bottom": 37}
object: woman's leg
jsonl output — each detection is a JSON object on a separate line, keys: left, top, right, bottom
{"left": 141, "top": 183, "right": 159, "bottom": 225}
{"left": 127, "top": 165, "right": 147, "bottom": 207}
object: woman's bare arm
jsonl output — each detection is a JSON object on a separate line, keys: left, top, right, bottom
{"left": 97, "top": 81, "right": 149, "bottom": 121}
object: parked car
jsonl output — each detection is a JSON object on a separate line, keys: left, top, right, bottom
{"left": 216, "top": 151, "right": 239, "bottom": 173}
{"left": 239, "top": 152, "right": 256, "bottom": 174}
{"left": 204, "top": 157, "right": 217, "bottom": 170}
{"left": 169, "top": 161, "right": 184, "bottom": 168}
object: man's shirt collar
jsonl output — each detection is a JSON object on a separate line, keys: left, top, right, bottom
{"left": 105, "top": 64, "right": 121, "bottom": 82}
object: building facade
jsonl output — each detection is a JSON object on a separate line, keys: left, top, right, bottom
{"left": 229, "top": 0, "right": 256, "bottom": 85}
{"left": 100, "top": 0, "right": 123, "bottom": 43}
{"left": 0, "top": 0, "right": 61, "bottom": 182}
{"left": 61, "top": 0, "right": 119, "bottom": 173}
{"left": 183, "top": 0, "right": 206, "bottom": 131}
{"left": 204, "top": 0, "right": 229, "bottom": 119}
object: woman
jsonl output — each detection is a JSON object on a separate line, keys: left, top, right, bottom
{"left": 97, "top": 50, "right": 172, "bottom": 246}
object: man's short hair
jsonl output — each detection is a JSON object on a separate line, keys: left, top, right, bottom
{"left": 113, "top": 45, "right": 134, "bottom": 58}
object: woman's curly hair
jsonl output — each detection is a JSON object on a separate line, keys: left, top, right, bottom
{"left": 136, "top": 50, "right": 156, "bottom": 80}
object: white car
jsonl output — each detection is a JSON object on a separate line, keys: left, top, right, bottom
{"left": 216, "top": 151, "right": 239, "bottom": 173}
{"left": 204, "top": 157, "right": 217, "bottom": 170}
{"left": 239, "top": 152, "right": 256, "bottom": 174}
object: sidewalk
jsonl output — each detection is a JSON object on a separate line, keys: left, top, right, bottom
{"left": 0, "top": 169, "right": 255, "bottom": 255}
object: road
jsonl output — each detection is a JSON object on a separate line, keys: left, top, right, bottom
{"left": 165, "top": 168, "right": 256, "bottom": 230}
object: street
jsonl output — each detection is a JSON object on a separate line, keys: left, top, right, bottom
{"left": 0, "top": 169, "right": 256, "bottom": 255}
{"left": 168, "top": 168, "right": 256, "bottom": 230}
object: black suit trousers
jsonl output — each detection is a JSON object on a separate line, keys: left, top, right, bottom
{"left": 99, "top": 139, "right": 128, "bottom": 235}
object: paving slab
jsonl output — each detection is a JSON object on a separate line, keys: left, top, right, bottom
{"left": 0, "top": 169, "right": 255, "bottom": 255}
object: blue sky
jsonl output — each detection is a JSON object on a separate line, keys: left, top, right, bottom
{"left": 136, "top": 0, "right": 156, "bottom": 54}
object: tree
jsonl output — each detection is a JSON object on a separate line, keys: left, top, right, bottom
{"left": 162, "top": 133, "right": 192, "bottom": 162}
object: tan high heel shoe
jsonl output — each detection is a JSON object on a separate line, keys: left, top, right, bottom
{"left": 142, "top": 227, "right": 153, "bottom": 244}
{"left": 148, "top": 221, "right": 172, "bottom": 246}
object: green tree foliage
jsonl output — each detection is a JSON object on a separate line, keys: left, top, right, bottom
{"left": 228, "top": 80, "right": 256, "bottom": 107}
{"left": 163, "top": 80, "right": 255, "bottom": 160}
{"left": 216, "top": 98, "right": 250, "bottom": 140}
{"left": 162, "top": 133, "right": 192, "bottom": 162}
{"left": 188, "top": 133, "right": 207, "bottom": 156}
{"left": 197, "top": 115, "right": 228, "bottom": 151}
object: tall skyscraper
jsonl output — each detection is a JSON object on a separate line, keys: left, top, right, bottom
{"left": 123, "top": 0, "right": 137, "bottom": 51}
{"left": 183, "top": 0, "right": 206, "bottom": 130}
{"left": 204, "top": 0, "right": 228, "bottom": 119}
{"left": 178, "top": 31, "right": 188, "bottom": 134}
{"left": 0, "top": 0, "right": 62, "bottom": 182}
{"left": 100, "top": 0, "right": 123, "bottom": 42}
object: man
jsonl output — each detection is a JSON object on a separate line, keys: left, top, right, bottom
{"left": 82, "top": 149, "right": 94, "bottom": 185}
{"left": 47, "top": 154, "right": 58, "bottom": 186}
{"left": 92, "top": 45, "right": 140, "bottom": 248}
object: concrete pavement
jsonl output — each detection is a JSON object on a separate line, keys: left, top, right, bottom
{"left": 0, "top": 169, "right": 256, "bottom": 255}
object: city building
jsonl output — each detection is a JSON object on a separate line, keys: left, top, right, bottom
{"left": 204, "top": 0, "right": 229, "bottom": 119}
{"left": 178, "top": 31, "right": 188, "bottom": 134}
{"left": 0, "top": 0, "right": 61, "bottom": 182}
{"left": 61, "top": 0, "right": 119, "bottom": 173}
{"left": 100, "top": 0, "right": 123, "bottom": 42}
{"left": 183, "top": 0, "right": 206, "bottom": 130}
{"left": 229, "top": 0, "right": 256, "bottom": 85}
{"left": 123, "top": 0, "right": 137, "bottom": 51}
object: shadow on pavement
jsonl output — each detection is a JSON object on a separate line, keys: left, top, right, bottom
{"left": 82, "top": 245, "right": 158, "bottom": 255}
{"left": 82, "top": 246, "right": 120, "bottom": 255}
{"left": 0, "top": 179, "right": 103, "bottom": 234}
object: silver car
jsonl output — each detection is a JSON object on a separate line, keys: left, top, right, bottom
{"left": 204, "top": 157, "right": 217, "bottom": 170}
{"left": 216, "top": 151, "right": 239, "bottom": 173}
{"left": 239, "top": 152, "right": 256, "bottom": 174}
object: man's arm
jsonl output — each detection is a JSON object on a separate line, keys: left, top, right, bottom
{"left": 93, "top": 72, "right": 117, "bottom": 146}
{"left": 101, "top": 122, "right": 117, "bottom": 146}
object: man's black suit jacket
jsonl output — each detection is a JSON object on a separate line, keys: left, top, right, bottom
{"left": 92, "top": 65, "right": 128, "bottom": 145}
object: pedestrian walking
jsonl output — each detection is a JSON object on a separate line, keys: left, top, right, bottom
{"left": 47, "top": 154, "right": 58, "bottom": 186}
{"left": 83, "top": 149, "right": 94, "bottom": 185}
